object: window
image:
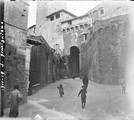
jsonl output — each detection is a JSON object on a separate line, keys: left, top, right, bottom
{"left": 63, "top": 29, "right": 66, "bottom": 33}
{"left": 50, "top": 16, "right": 54, "bottom": 21}
{"left": 54, "top": 44, "right": 60, "bottom": 50}
{"left": 80, "top": 25, "right": 84, "bottom": 29}
{"left": 75, "top": 26, "right": 79, "bottom": 30}
{"left": 100, "top": 8, "right": 104, "bottom": 15}
{"left": 68, "top": 21, "right": 72, "bottom": 25}
{"left": 81, "top": 33, "right": 87, "bottom": 43}
{"left": 84, "top": 24, "right": 88, "bottom": 28}
{"left": 56, "top": 13, "right": 60, "bottom": 19}
{"left": 67, "top": 28, "right": 70, "bottom": 32}
{"left": 71, "top": 27, "right": 74, "bottom": 31}
{"left": 83, "top": 34, "right": 87, "bottom": 41}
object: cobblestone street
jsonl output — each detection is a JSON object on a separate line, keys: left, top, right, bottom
{"left": 1, "top": 1, "right": 134, "bottom": 120}
{"left": 3, "top": 78, "right": 134, "bottom": 120}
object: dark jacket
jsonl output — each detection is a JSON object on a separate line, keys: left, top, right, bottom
{"left": 83, "top": 77, "right": 88, "bottom": 85}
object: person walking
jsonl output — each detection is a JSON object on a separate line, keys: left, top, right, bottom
{"left": 78, "top": 86, "right": 87, "bottom": 109}
{"left": 57, "top": 84, "right": 64, "bottom": 97}
{"left": 9, "top": 85, "right": 23, "bottom": 117}
{"left": 72, "top": 74, "right": 75, "bottom": 80}
{"left": 82, "top": 74, "right": 88, "bottom": 89}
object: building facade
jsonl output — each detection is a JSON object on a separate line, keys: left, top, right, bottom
{"left": 27, "top": 36, "right": 63, "bottom": 95}
{"left": 4, "top": 1, "right": 29, "bottom": 107}
{"left": 61, "top": 14, "right": 92, "bottom": 77}
{"left": 61, "top": 1, "right": 130, "bottom": 83}
{"left": 35, "top": 1, "right": 76, "bottom": 51}
{"left": 29, "top": 1, "right": 130, "bottom": 85}
{"left": 84, "top": 1, "right": 130, "bottom": 84}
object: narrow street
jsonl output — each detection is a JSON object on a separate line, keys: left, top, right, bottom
{"left": 3, "top": 78, "right": 134, "bottom": 120}
{"left": 1, "top": 1, "right": 134, "bottom": 120}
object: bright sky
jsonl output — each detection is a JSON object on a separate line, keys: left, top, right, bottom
{"left": 28, "top": 1, "right": 102, "bottom": 28}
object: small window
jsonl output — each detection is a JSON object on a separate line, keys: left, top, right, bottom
{"left": 68, "top": 21, "right": 72, "bottom": 25}
{"left": 84, "top": 24, "right": 88, "bottom": 28}
{"left": 56, "top": 13, "right": 60, "bottom": 19}
{"left": 100, "top": 9, "right": 104, "bottom": 14}
{"left": 83, "top": 34, "right": 87, "bottom": 41}
{"left": 67, "top": 28, "right": 70, "bottom": 32}
{"left": 71, "top": 27, "right": 74, "bottom": 31}
{"left": 50, "top": 16, "right": 54, "bottom": 21}
{"left": 75, "top": 26, "right": 79, "bottom": 30}
{"left": 80, "top": 25, "right": 84, "bottom": 29}
{"left": 63, "top": 29, "right": 66, "bottom": 33}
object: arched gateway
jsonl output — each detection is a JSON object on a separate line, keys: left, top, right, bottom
{"left": 69, "top": 46, "right": 80, "bottom": 77}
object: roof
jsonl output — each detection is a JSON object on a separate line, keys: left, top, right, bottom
{"left": 27, "top": 36, "right": 43, "bottom": 46}
{"left": 46, "top": 9, "right": 77, "bottom": 18}
{"left": 27, "top": 35, "right": 61, "bottom": 58}
{"left": 28, "top": 24, "right": 36, "bottom": 29}
{"left": 61, "top": 14, "right": 89, "bottom": 24}
{"left": 27, "top": 35, "right": 53, "bottom": 46}
{"left": 84, "top": 2, "right": 103, "bottom": 15}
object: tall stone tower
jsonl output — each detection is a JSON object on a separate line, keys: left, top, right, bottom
{"left": 35, "top": 1, "right": 75, "bottom": 51}
{"left": 36, "top": 1, "right": 67, "bottom": 30}
{"left": 4, "top": 1, "right": 29, "bottom": 106}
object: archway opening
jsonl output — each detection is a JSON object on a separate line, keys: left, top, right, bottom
{"left": 70, "top": 46, "right": 80, "bottom": 77}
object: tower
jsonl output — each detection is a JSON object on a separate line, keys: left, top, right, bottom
{"left": 35, "top": 1, "right": 76, "bottom": 51}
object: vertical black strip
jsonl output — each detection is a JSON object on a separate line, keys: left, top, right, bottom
{"left": 0, "top": 0, "right": 5, "bottom": 117}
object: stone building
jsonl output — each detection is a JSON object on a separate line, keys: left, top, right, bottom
{"left": 61, "top": 1, "right": 130, "bottom": 84}
{"left": 83, "top": 1, "right": 130, "bottom": 84}
{"left": 27, "top": 35, "right": 63, "bottom": 95}
{"left": 61, "top": 14, "right": 92, "bottom": 77}
{"left": 88, "top": 1, "right": 129, "bottom": 23}
{"left": 86, "top": 1, "right": 130, "bottom": 84}
{"left": 27, "top": 1, "right": 130, "bottom": 85}
{"left": 4, "top": 1, "right": 29, "bottom": 107}
{"left": 35, "top": 1, "right": 77, "bottom": 51}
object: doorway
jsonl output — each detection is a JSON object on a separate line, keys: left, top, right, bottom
{"left": 70, "top": 46, "right": 80, "bottom": 77}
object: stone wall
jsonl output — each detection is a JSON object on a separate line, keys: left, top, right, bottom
{"left": 28, "top": 36, "right": 63, "bottom": 95}
{"left": 84, "top": 15, "right": 129, "bottom": 85}
{"left": 88, "top": 1, "right": 129, "bottom": 23}
{"left": 98, "top": 16, "right": 129, "bottom": 84}
{"left": 4, "top": 1, "right": 29, "bottom": 30}
{"left": 62, "top": 21, "right": 93, "bottom": 78}
{"left": 87, "top": 32, "right": 99, "bottom": 83}
{"left": 63, "top": 26, "right": 89, "bottom": 55}
{"left": 80, "top": 41, "right": 88, "bottom": 78}
{"left": 4, "top": 0, "right": 29, "bottom": 106}
{"left": 36, "top": 2, "right": 68, "bottom": 50}
{"left": 5, "top": 34, "right": 27, "bottom": 108}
